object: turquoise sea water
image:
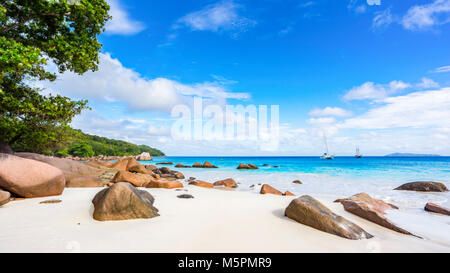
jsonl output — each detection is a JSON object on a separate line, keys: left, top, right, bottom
{"left": 140, "top": 156, "right": 450, "bottom": 246}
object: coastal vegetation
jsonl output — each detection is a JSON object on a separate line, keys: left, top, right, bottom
{"left": 0, "top": 1, "right": 163, "bottom": 157}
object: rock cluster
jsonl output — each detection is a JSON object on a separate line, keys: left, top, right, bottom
{"left": 192, "top": 161, "right": 218, "bottom": 168}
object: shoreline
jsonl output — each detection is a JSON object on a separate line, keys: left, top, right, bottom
{"left": 1, "top": 186, "right": 448, "bottom": 253}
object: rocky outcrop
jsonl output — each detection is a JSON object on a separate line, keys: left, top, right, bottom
{"left": 0, "top": 153, "right": 65, "bottom": 198}
{"left": 237, "top": 163, "right": 259, "bottom": 170}
{"left": 214, "top": 178, "right": 238, "bottom": 188}
{"left": 335, "top": 193, "right": 414, "bottom": 236}
{"left": 92, "top": 182, "right": 159, "bottom": 221}
{"left": 66, "top": 176, "right": 105, "bottom": 188}
{"left": 425, "top": 203, "right": 450, "bottom": 216}
{"left": 145, "top": 180, "right": 183, "bottom": 189}
{"left": 394, "top": 181, "right": 448, "bottom": 192}
{"left": 0, "top": 189, "right": 11, "bottom": 206}
{"left": 128, "top": 164, "right": 148, "bottom": 174}
{"left": 260, "top": 184, "right": 283, "bottom": 195}
{"left": 189, "top": 180, "right": 214, "bottom": 189}
{"left": 285, "top": 195, "right": 373, "bottom": 240}
{"left": 192, "top": 163, "right": 203, "bottom": 168}
{"left": 136, "top": 152, "right": 152, "bottom": 161}
{"left": 111, "top": 171, "right": 152, "bottom": 187}
{"left": 145, "top": 165, "right": 158, "bottom": 171}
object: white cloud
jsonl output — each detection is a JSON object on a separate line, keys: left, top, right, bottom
{"left": 147, "top": 125, "right": 170, "bottom": 136}
{"left": 105, "top": 0, "right": 145, "bottom": 35}
{"left": 42, "top": 53, "right": 250, "bottom": 112}
{"left": 416, "top": 77, "right": 440, "bottom": 89}
{"left": 309, "top": 107, "right": 352, "bottom": 117}
{"left": 176, "top": 1, "right": 256, "bottom": 34}
{"left": 308, "top": 117, "right": 337, "bottom": 125}
{"left": 341, "top": 87, "right": 450, "bottom": 129}
{"left": 401, "top": 0, "right": 450, "bottom": 30}
{"left": 433, "top": 65, "right": 450, "bottom": 73}
{"left": 372, "top": 8, "right": 394, "bottom": 29}
{"left": 343, "top": 80, "right": 411, "bottom": 101}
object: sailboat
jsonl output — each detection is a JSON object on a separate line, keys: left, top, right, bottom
{"left": 355, "top": 147, "right": 363, "bottom": 158}
{"left": 320, "top": 134, "right": 335, "bottom": 160}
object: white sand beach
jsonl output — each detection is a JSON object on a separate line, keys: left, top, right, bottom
{"left": 0, "top": 186, "right": 448, "bottom": 253}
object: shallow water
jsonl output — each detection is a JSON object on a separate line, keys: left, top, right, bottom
{"left": 141, "top": 156, "right": 450, "bottom": 248}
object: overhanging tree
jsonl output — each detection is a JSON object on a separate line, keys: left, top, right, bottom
{"left": 0, "top": 0, "right": 110, "bottom": 154}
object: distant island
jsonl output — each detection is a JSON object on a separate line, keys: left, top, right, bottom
{"left": 385, "top": 153, "right": 441, "bottom": 157}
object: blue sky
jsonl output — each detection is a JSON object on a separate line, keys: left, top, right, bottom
{"left": 43, "top": 0, "right": 450, "bottom": 156}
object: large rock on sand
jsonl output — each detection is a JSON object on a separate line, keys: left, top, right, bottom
{"left": 285, "top": 195, "right": 373, "bottom": 240}
{"left": 145, "top": 180, "right": 184, "bottom": 189}
{"left": 214, "top": 178, "right": 238, "bottom": 188}
{"left": 0, "top": 189, "right": 10, "bottom": 206}
{"left": 111, "top": 171, "right": 151, "bottom": 187}
{"left": 92, "top": 182, "right": 159, "bottom": 221}
{"left": 0, "top": 153, "right": 65, "bottom": 198}
{"left": 128, "top": 164, "right": 148, "bottom": 174}
{"left": 15, "top": 152, "right": 103, "bottom": 183}
{"left": 110, "top": 157, "right": 140, "bottom": 172}
{"left": 260, "top": 184, "right": 282, "bottom": 195}
{"left": 394, "top": 181, "right": 448, "bottom": 192}
{"left": 189, "top": 180, "right": 214, "bottom": 189}
{"left": 335, "top": 193, "right": 414, "bottom": 236}
{"left": 425, "top": 203, "right": 450, "bottom": 216}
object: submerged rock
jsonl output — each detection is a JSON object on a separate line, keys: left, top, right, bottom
{"left": 394, "top": 181, "right": 448, "bottom": 192}
{"left": 0, "top": 153, "right": 65, "bottom": 198}
{"left": 293, "top": 180, "right": 303, "bottom": 185}
{"left": 285, "top": 195, "right": 373, "bottom": 240}
{"left": 425, "top": 203, "right": 450, "bottom": 216}
{"left": 175, "top": 163, "right": 191, "bottom": 168}
{"left": 335, "top": 193, "right": 415, "bottom": 236}
{"left": 92, "top": 182, "right": 159, "bottom": 221}
{"left": 0, "top": 189, "right": 11, "bottom": 206}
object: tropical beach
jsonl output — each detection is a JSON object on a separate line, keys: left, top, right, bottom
{"left": 1, "top": 0, "right": 450, "bottom": 255}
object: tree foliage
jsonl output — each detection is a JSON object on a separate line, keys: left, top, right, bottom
{"left": 0, "top": 0, "right": 110, "bottom": 153}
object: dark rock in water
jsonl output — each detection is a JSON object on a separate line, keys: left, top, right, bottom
{"left": 293, "top": 180, "right": 303, "bottom": 184}
{"left": 0, "top": 189, "right": 11, "bottom": 206}
{"left": 425, "top": 203, "right": 450, "bottom": 216}
{"left": 175, "top": 163, "right": 191, "bottom": 168}
{"left": 285, "top": 195, "right": 373, "bottom": 240}
{"left": 273, "top": 165, "right": 280, "bottom": 168}
{"left": 0, "top": 142, "right": 13, "bottom": 154}
{"left": 237, "top": 163, "right": 259, "bottom": 170}
{"left": 188, "top": 177, "right": 196, "bottom": 181}
{"left": 40, "top": 199, "right": 62, "bottom": 204}
{"left": 92, "top": 182, "right": 159, "bottom": 221}
{"left": 394, "top": 181, "right": 448, "bottom": 192}
{"left": 263, "top": 164, "right": 270, "bottom": 167}
{"left": 192, "top": 163, "right": 203, "bottom": 168}
{"left": 177, "top": 194, "right": 194, "bottom": 199}
{"left": 203, "top": 161, "right": 218, "bottom": 168}
{"left": 336, "top": 193, "right": 415, "bottom": 236}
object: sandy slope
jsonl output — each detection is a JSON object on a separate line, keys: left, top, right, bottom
{"left": 0, "top": 186, "right": 448, "bottom": 253}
